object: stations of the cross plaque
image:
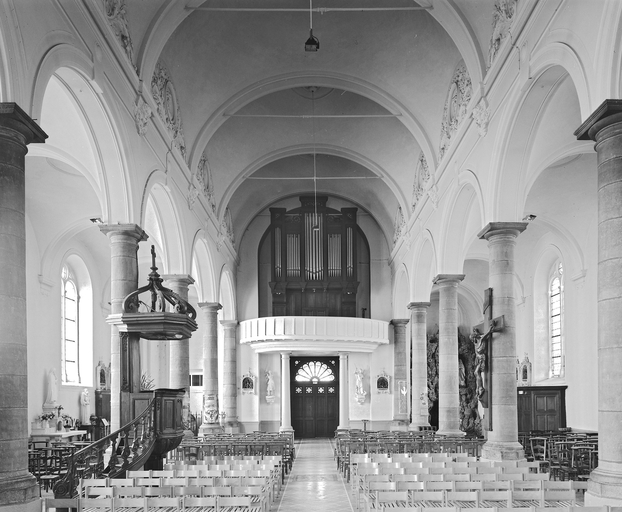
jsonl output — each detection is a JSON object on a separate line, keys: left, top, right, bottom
{"left": 470, "top": 287, "right": 504, "bottom": 431}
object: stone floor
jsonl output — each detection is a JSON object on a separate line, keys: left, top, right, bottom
{"left": 272, "top": 438, "right": 354, "bottom": 512}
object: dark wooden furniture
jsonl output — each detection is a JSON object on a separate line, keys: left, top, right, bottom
{"left": 517, "top": 385, "right": 567, "bottom": 433}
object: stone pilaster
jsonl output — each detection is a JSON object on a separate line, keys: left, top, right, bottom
{"left": 478, "top": 222, "right": 527, "bottom": 460}
{"left": 162, "top": 274, "right": 195, "bottom": 389}
{"left": 221, "top": 320, "right": 239, "bottom": 430}
{"left": 576, "top": 100, "right": 622, "bottom": 505}
{"left": 409, "top": 302, "right": 431, "bottom": 429}
{"left": 0, "top": 103, "right": 47, "bottom": 506}
{"left": 391, "top": 319, "right": 410, "bottom": 428}
{"left": 100, "top": 224, "right": 148, "bottom": 432}
{"left": 338, "top": 353, "right": 349, "bottom": 429}
{"left": 433, "top": 274, "right": 465, "bottom": 436}
{"left": 280, "top": 352, "right": 293, "bottom": 432}
{"left": 198, "top": 302, "right": 222, "bottom": 434}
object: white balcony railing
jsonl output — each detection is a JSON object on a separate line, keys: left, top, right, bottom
{"left": 239, "top": 316, "right": 390, "bottom": 353}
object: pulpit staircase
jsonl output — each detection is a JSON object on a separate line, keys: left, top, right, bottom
{"left": 52, "top": 388, "right": 185, "bottom": 498}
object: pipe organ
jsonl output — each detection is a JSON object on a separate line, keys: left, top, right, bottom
{"left": 270, "top": 196, "right": 359, "bottom": 317}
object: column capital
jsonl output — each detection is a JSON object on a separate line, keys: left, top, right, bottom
{"left": 220, "top": 319, "right": 238, "bottom": 329}
{"left": 162, "top": 274, "right": 195, "bottom": 287}
{"left": 99, "top": 223, "right": 148, "bottom": 242}
{"left": 575, "top": 99, "right": 622, "bottom": 141}
{"left": 433, "top": 274, "right": 465, "bottom": 285}
{"left": 0, "top": 102, "right": 47, "bottom": 144}
{"left": 390, "top": 318, "right": 410, "bottom": 326}
{"left": 477, "top": 222, "right": 527, "bottom": 240}
{"left": 408, "top": 302, "right": 431, "bottom": 310}
{"left": 198, "top": 302, "right": 222, "bottom": 312}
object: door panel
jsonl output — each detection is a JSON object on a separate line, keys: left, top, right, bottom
{"left": 291, "top": 357, "right": 339, "bottom": 438}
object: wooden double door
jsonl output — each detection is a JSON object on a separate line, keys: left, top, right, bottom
{"left": 291, "top": 357, "right": 339, "bottom": 438}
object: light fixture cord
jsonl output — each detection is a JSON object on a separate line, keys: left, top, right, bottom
{"left": 312, "top": 88, "right": 318, "bottom": 226}
{"left": 310, "top": 0, "right": 313, "bottom": 32}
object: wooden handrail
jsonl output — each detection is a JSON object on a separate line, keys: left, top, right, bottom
{"left": 53, "top": 398, "right": 156, "bottom": 498}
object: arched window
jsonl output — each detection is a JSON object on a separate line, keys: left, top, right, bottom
{"left": 295, "top": 361, "right": 335, "bottom": 384}
{"left": 549, "top": 262, "right": 564, "bottom": 378}
{"left": 61, "top": 264, "right": 80, "bottom": 383}
{"left": 60, "top": 257, "right": 94, "bottom": 386}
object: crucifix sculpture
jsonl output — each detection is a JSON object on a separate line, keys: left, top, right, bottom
{"left": 470, "top": 288, "right": 504, "bottom": 431}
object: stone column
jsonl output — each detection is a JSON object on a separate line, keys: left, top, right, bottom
{"left": 198, "top": 302, "right": 222, "bottom": 434}
{"left": 163, "top": 274, "right": 195, "bottom": 389}
{"left": 0, "top": 104, "right": 46, "bottom": 506}
{"left": 409, "top": 302, "right": 431, "bottom": 430}
{"left": 100, "top": 224, "right": 148, "bottom": 432}
{"left": 478, "top": 222, "right": 527, "bottom": 460}
{"left": 280, "top": 352, "right": 294, "bottom": 432}
{"left": 221, "top": 320, "right": 239, "bottom": 431}
{"left": 338, "top": 353, "right": 349, "bottom": 429}
{"left": 433, "top": 274, "right": 465, "bottom": 436}
{"left": 391, "top": 319, "right": 410, "bottom": 429}
{"left": 576, "top": 100, "right": 622, "bottom": 505}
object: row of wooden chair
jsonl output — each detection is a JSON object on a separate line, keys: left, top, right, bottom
{"left": 43, "top": 496, "right": 257, "bottom": 512}
{"left": 361, "top": 488, "right": 580, "bottom": 512}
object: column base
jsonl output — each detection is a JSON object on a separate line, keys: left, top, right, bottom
{"left": 585, "top": 467, "right": 622, "bottom": 506}
{"left": 279, "top": 426, "right": 294, "bottom": 433}
{"left": 0, "top": 473, "right": 39, "bottom": 507}
{"left": 390, "top": 420, "right": 409, "bottom": 431}
{"left": 224, "top": 421, "right": 240, "bottom": 434}
{"left": 199, "top": 423, "right": 223, "bottom": 436}
{"left": 436, "top": 429, "right": 466, "bottom": 437}
{"left": 481, "top": 441, "right": 525, "bottom": 461}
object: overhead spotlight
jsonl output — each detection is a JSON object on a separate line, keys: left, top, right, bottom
{"left": 522, "top": 214, "right": 536, "bottom": 222}
{"left": 90, "top": 217, "right": 103, "bottom": 224}
{"left": 305, "top": 0, "right": 319, "bottom": 51}
{"left": 305, "top": 30, "right": 319, "bottom": 52}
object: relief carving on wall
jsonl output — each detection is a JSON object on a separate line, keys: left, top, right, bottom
{"left": 103, "top": 0, "right": 135, "bottom": 69}
{"left": 133, "top": 95, "right": 152, "bottom": 136}
{"left": 438, "top": 61, "right": 472, "bottom": 161}
{"left": 218, "top": 207, "right": 235, "bottom": 248}
{"left": 393, "top": 206, "right": 406, "bottom": 247}
{"left": 411, "top": 152, "right": 430, "bottom": 212}
{"left": 471, "top": 97, "right": 490, "bottom": 137}
{"left": 151, "top": 60, "right": 187, "bottom": 162}
{"left": 488, "top": 0, "right": 518, "bottom": 69}
{"left": 195, "top": 152, "right": 216, "bottom": 212}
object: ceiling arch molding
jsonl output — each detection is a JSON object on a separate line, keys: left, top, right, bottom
{"left": 189, "top": 71, "right": 437, "bottom": 176}
{"left": 222, "top": 143, "right": 401, "bottom": 244}
{"left": 488, "top": 69, "right": 571, "bottom": 223}
{"left": 410, "top": 230, "right": 438, "bottom": 302}
{"left": 191, "top": 230, "right": 217, "bottom": 304}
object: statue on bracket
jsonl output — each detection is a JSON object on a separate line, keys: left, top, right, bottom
{"left": 354, "top": 367, "right": 367, "bottom": 404}
{"left": 265, "top": 370, "right": 275, "bottom": 404}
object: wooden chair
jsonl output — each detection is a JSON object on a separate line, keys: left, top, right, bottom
{"left": 218, "top": 496, "right": 256, "bottom": 512}
{"left": 409, "top": 490, "right": 445, "bottom": 507}
{"left": 479, "top": 489, "right": 512, "bottom": 508}
{"left": 180, "top": 496, "right": 217, "bottom": 512}
{"left": 512, "top": 489, "right": 544, "bottom": 507}
{"left": 530, "top": 437, "right": 550, "bottom": 473}
{"left": 445, "top": 490, "right": 479, "bottom": 508}
{"left": 43, "top": 498, "right": 80, "bottom": 512}
{"left": 145, "top": 497, "right": 180, "bottom": 512}
{"left": 79, "top": 498, "right": 114, "bottom": 512}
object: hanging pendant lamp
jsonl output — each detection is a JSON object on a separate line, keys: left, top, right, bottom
{"left": 305, "top": 0, "right": 319, "bottom": 51}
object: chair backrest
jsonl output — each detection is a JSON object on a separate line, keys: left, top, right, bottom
{"left": 181, "top": 496, "right": 217, "bottom": 512}
{"left": 78, "top": 498, "right": 113, "bottom": 512}
{"left": 128, "top": 470, "right": 152, "bottom": 478}
{"left": 426, "top": 481, "right": 454, "bottom": 491}
{"left": 173, "top": 486, "right": 202, "bottom": 497}
{"left": 112, "top": 487, "right": 144, "bottom": 498}
{"left": 454, "top": 481, "right": 483, "bottom": 491}
{"left": 446, "top": 490, "right": 479, "bottom": 507}
{"left": 377, "top": 490, "right": 409, "bottom": 507}
{"left": 201, "top": 486, "right": 232, "bottom": 497}
{"left": 143, "top": 487, "right": 174, "bottom": 497}
{"left": 397, "top": 481, "right": 425, "bottom": 492}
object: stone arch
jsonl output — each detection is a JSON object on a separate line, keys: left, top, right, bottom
{"left": 191, "top": 232, "right": 217, "bottom": 304}
{"left": 439, "top": 180, "right": 483, "bottom": 274}
{"left": 31, "top": 47, "right": 133, "bottom": 223}
{"left": 224, "top": 143, "right": 402, "bottom": 244}
{"left": 410, "top": 232, "right": 438, "bottom": 302}
{"left": 219, "top": 265, "right": 237, "bottom": 322}
{"left": 393, "top": 264, "right": 410, "bottom": 319}
{"left": 140, "top": 174, "right": 187, "bottom": 274}
{"left": 488, "top": 45, "right": 590, "bottom": 223}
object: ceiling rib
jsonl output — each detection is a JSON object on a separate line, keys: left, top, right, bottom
{"left": 190, "top": 7, "right": 431, "bottom": 13}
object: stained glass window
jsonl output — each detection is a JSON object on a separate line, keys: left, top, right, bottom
{"left": 295, "top": 361, "right": 335, "bottom": 384}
